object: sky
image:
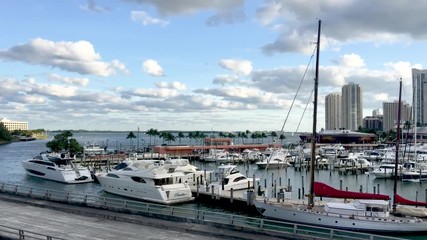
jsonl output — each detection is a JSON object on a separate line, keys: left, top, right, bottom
{"left": 1, "top": 0, "right": 426, "bottom": 132}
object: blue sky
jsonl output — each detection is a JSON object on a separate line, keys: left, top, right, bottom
{"left": 1, "top": 0, "right": 426, "bottom": 132}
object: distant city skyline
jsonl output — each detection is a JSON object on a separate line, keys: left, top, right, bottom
{"left": 1, "top": 1, "right": 426, "bottom": 132}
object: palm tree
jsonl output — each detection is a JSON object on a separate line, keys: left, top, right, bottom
{"left": 228, "top": 132, "right": 236, "bottom": 144}
{"left": 126, "top": 131, "right": 136, "bottom": 149}
{"left": 261, "top": 132, "right": 267, "bottom": 144}
{"left": 270, "top": 131, "right": 277, "bottom": 143}
{"left": 188, "top": 132, "right": 195, "bottom": 146}
{"left": 178, "top": 132, "right": 185, "bottom": 145}
{"left": 146, "top": 128, "right": 159, "bottom": 147}
{"left": 279, "top": 133, "right": 286, "bottom": 144}
{"left": 160, "top": 131, "right": 176, "bottom": 145}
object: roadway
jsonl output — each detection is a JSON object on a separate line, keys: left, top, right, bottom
{"left": 0, "top": 193, "right": 287, "bottom": 240}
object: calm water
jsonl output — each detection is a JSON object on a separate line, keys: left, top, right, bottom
{"left": 1, "top": 132, "right": 427, "bottom": 239}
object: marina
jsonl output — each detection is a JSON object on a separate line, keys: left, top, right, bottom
{"left": 1, "top": 133, "right": 427, "bottom": 239}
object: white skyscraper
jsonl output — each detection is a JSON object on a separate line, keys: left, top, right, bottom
{"left": 325, "top": 93, "right": 341, "bottom": 130}
{"left": 341, "top": 83, "right": 363, "bottom": 130}
{"left": 412, "top": 68, "right": 427, "bottom": 126}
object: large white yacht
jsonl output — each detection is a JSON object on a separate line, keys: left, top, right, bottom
{"left": 96, "top": 164, "right": 194, "bottom": 205}
{"left": 22, "top": 153, "right": 94, "bottom": 183}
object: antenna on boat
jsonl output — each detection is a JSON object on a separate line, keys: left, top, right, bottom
{"left": 392, "top": 78, "right": 402, "bottom": 212}
{"left": 308, "top": 19, "right": 321, "bottom": 208}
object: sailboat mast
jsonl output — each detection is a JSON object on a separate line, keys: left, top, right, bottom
{"left": 308, "top": 19, "right": 321, "bottom": 207}
{"left": 392, "top": 78, "right": 402, "bottom": 212}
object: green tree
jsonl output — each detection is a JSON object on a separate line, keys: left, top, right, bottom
{"left": 0, "top": 123, "right": 12, "bottom": 141}
{"left": 46, "top": 130, "right": 82, "bottom": 154}
{"left": 126, "top": 131, "right": 137, "bottom": 149}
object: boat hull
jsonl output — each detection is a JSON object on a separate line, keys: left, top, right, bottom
{"left": 22, "top": 161, "right": 93, "bottom": 184}
{"left": 254, "top": 201, "right": 427, "bottom": 233}
{"left": 96, "top": 174, "right": 194, "bottom": 205}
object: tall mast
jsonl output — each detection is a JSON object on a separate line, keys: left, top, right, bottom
{"left": 392, "top": 78, "right": 402, "bottom": 212}
{"left": 308, "top": 19, "right": 321, "bottom": 207}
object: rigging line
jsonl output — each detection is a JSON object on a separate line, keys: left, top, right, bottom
{"left": 280, "top": 45, "right": 317, "bottom": 133}
{"left": 295, "top": 89, "right": 314, "bottom": 133}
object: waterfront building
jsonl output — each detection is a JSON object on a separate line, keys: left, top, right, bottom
{"left": 325, "top": 93, "right": 341, "bottom": 130}
{"left": 363, "top": 115, "right": 383, "bottom": 132}
{"left": 341, "top": 83, "right": 363, "bottom": 131}
{"left": 0, "top": 118, "right": 28, "bottom": 131}
{"left": 382, "top": 101, "right": 412, "bottom": 132}
{"left": 412, "top": 68, "right": 427, "bottom": 126}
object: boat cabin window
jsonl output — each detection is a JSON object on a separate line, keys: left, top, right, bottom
{"left": 30, "top": 160, "right": 55, "bottom": 167}
{"left": 230, "top": 168, "right": 239, "bottom": 174}
{"left": 223, "top": 178, "right": 229, "bottom": 185}
{"left": 106, "top": 173, "right": 120, "bottom": 178}
{"left": 154, "top": 177, "right": 173, "bottom": 186}
{"left": 366, "top": 206, "right": 385, "bottom": 212}
{"left": 234, "top": 176, "right": 247, "bottom": 182}
{"left": 131, "top": 176, "right": 146, "bottom": 183}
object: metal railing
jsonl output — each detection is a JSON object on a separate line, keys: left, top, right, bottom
{"left": 0, "top": 223, "right": 67, "bottom": 240}
{"left": 0, "top": 182, "right": 404, "bottom": 240}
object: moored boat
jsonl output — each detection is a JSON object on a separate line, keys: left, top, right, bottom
{"left": 22, "top": 153, "right": 94, "bottom": 184}
{"left": 96, "top": 165, "right": 194, "bottom": 205}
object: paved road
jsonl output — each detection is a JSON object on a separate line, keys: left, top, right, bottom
{"left": 0, "top": 194, "right": 285, "bottom": 240}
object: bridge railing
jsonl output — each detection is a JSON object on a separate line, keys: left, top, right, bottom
{"left": 0, "top": 182, "right": 404, "bottom": 240}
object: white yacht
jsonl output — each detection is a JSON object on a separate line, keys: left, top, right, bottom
{"left": 371, "top": 162, "right": 402, "bottom": 179}
{"left": 208, "top": 165, "right": 257, "bottom": 192}
{"left": 96, "top": 165, "right": 194, "bottom": 205}
{"left": 83, "top": 142, "right": 105, "bottom": 155}
{"left": 203, "top": 149, "right": 228, "bottom": 162}
{"left": 22, "top": 153, "right": 94, "bottom": 184}
{"left": 256, "top": 150, "right": 290, "bottom": 169}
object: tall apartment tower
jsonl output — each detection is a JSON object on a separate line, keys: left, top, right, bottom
{"left": 412, "top": 68, "right": 427, "bottom": 126}
{"left": 325, "top": 93, "right": 341, "bottom": 130}
{"left": 382, "top": 101, "right": 412, "bottom": 132}
{"left": 341, "top": 83, "right": 363, "bottom": 130}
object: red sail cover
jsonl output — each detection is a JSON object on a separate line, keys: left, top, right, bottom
{"left": 314, "top": 182, "right": 390, "bottom": 200}
{"left": 395, "top": 194, "right": 427, "bottom": 207}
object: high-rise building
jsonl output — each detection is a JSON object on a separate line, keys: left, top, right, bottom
{"left": 382, "top": 101, "right": 412, "bottom": 132}
{"left": 341, "top": 83, "right": 363, "bottom": 130}
{"left": 372, "top": 109, "right": 381, "bottom": 117}
{"left": 412, "top": 68, "right": 427, "bottom": 126}
{"left": 325, "top": 93, "right": 341, "bottom": 130}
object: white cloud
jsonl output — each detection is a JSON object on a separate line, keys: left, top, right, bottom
{"left": 143, "top": 59, "right": 164, "bottom": 76}
{"left": 48, "top": 73, "right": 89, "bottom": 86}
{"left": 0, "top": 38, "right": 128, "bottom": 76}
{"left": 131, "top": 11, "right": 169, "bottom": 26}
{"left": 155, "top": 81, "right": 186, "bottom": 90}
{"left": 257, "top": 0, "right": 427, "bottom": 54}
{"left": 219, "top": 59, "right": 252, "bottom": 75}
{"left": 80, "top": 0, "right": 110, "bottom": 13}
{"left": 340, "top": 53, "right": 365, "bottom": 68}
{"left": 132, "top": 88, "right": 178, "bottom": 98}
{"left": 125, "top": 0, "right": 245, "bottom": 25}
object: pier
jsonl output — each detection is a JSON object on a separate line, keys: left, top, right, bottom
{"left": 0, "top": 182, "right": 403, "bottom": 240}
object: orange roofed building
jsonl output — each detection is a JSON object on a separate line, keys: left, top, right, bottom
{"left": 153, "top": 138, "right": 282, "bottom": 155}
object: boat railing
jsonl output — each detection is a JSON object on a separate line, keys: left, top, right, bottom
{"left": 0, "top": 182, "right": 405, "bottom": 240}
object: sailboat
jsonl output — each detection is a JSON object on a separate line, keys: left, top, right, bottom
{"left": 253, "top": 20, "right": 427, "bottom": 233}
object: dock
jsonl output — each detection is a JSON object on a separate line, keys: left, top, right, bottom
{"left": 0, "top": 182, "right": 402, "bottom": 240}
